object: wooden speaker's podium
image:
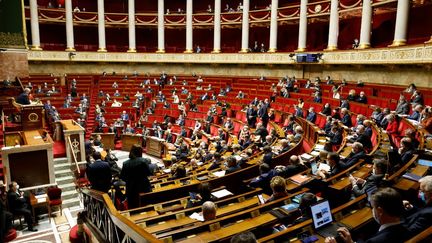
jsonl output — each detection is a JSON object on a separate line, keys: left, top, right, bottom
{"left": 2, "top": 130, "right": 55, "bottom": 190}
{"left": 60, "top": 120, "right": 86, "bottom": 163}
{"left": 146, "top": 136, "right": 165, "bottom": 158}
{"left": 9, "top": 98, "right": 45, "bottom": 131}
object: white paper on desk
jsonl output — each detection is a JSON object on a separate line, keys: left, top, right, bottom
{"left": 212, "top": 171, "right": 226, "bottom": 177}
{"left": 211, "top": 189, "right": 233, "bottom": 199}
{"left": 35, "top": 194, "right": 47, "bottom": 199}
{"left": 37, "top": 198, "right": 46, "bottom": 203}
{"left": 319, "top": 139, "right": 327, "bottom": 143}
{"left": 311, "top": 151, "right": 320, "bottom": 156}
{"left": 300, "top": 153, "right": 313, "bottom": 161}
{"left": 163, "top": 169, "right": 171, "bottom": 173}
{"left": 315, "top": 144, "right": 325, "bottom": 151}
{"left": 33, "top": 136, "right": 42, "bottom": 139}
{"left": 318, "top": 163, "right": 330, "bottom": 172}
{"left": 189, "top": 212, "right": 204, "bottom": 222}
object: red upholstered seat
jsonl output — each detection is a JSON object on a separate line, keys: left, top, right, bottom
{"left": 69, "top": 225, "right": 92, "bottom": 243}
{"left": 49, "top": 199, "right": 62, "bottom": 206}
{"left": 4, "top": 229, "right": 17, "bottom": 242}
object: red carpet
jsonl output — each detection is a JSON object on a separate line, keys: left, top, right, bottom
{"left": 53, "top": 141, "right": 66, "bottom": 158}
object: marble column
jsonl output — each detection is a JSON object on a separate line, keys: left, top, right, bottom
{"left": 296, "top": 0, "right": 308, "bottom": 51}
{"left": 157, "top": 0, "right": 165, "bottom": 53}
{"left": 358, "top": 0, "right": 372, "bottom": 49}
{"left": 240, "top": 0, "right": 250, "bottom": 52}
{"left": 97, "top": 0, "right": 107, "bottom": 52}
{"left": 326, "top": 0, "right": 339, "bottom": 50}
{"left": 29, "top": 0, "right": 42, "bottom": 50}
{"left": 268, "top": 0, "right": 279, "bottom": 52}
{"left": 212, "top": 0, "right": 221, "bottom": 53}
{"left": 390, "top": 0, "right": 409, "bottom": 46}
{"left": 127, "top": 0, "right": 136, "bottom": 52}
{"left": 185, "top": 0, "right": 193, "bottom": 53}
{"left": 65, "top": 0, "right": 75, "bottom": 51}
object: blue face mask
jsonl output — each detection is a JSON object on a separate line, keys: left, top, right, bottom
{"left": 419, "top": 191, "right": 427, "bottom": 203}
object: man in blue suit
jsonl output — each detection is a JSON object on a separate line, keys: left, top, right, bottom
{"left": 326, "top": 187, "right": 409, "bottom": 243}
{"left": 306, "top": 107, "right": 317, "bottom": 123}
{"left": 402, "top": 175, "right": 432, "bottom": 237}
{"left": 121, "top": 111, "right": 129, "bottom": 122}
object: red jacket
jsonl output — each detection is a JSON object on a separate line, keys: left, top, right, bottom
{"left": 386, "top": 120, "right": 398, "bottom": 135}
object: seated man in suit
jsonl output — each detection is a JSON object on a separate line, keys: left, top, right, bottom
{"left": 306, "top": 107, "right": 317, "bottom": 123}
{"left": 326, "top": 188, "right": 409, "bottom": 243}
{"left": 202, "top": 201, "right": 217, "bottom": 221}
{"left": 275, "top": 155, "right": 307, "bottom": 178}
{"left": 340, "top": 142, "right": 366, "bottom": 169}
{"left": 225, "top": 156, "right": 241, "bottom": 174}
{"left": 249, "top": 163, "right": 277, "bottom": 195}
{"left": 402, "top": 175, "right": 432, "bottom": 237}
{"left": 340, "top": 108, "right": 352, "bottom": 127}
{"left": 317, "top": 152, "right": 342, "bottom": 179}
{"left": 349, "top": 159, "right": 388, "bottom": 197}
{"left": 7, "top": 182, "right": 37, "bottom": 231}
{"left": 349, "top": 125, "right": 372, "bottom": 151}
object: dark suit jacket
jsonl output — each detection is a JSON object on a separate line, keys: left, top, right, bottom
{"left": 120, "top": 157, "right": 152, "bottom": 208}
{"left": 352, "top": 174, "right": 385, "bottom": 197}
{"left": 340, "top": 151, "right": 366, "bottom": 168}
{"left": 249, "top": 170, "right": 277, "bottom": 194}
{"left": 365, "top": 224, "right": 409, "bottom": 243}
{"left": 279, "top": 164, "right": 307, "bottom": 178}
{"left": 16, "top": 93, "right": 30, "bottom": 105}
{"left": 263, "top": 152, "right": 274, "bottom": 165}
{"left": 87, "top": 160, "right": 112, "bottom": 193}
{"left": 341, "top": 113, "right": 352, "bottom": 127}
{"left": 6, "top": 191, "right": 28, "bottom": 213}
{"left": 395, "top": 101, "right": 410, "bottom": 115}
{"left": 226, "top": 165, "right": 241, "bottom": 174}
{"left": 356, "top": 134, "right": 372, "bottom": 150}
{"left": 403, "top": 204, "right": 432, "bottom": 237}
{"left": 306, "top": 112, "right": 317, "bottom": 123}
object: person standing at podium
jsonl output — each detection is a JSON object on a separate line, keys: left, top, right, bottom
{"left": 16, "top": 88, "right": 31, "bottom": 105}
{"left": 120, "top": 144, "right": 152, "bottom": 209}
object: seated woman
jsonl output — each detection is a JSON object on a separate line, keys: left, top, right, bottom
{"left": 265, "top": 176, "right": 289, "bottom": 204}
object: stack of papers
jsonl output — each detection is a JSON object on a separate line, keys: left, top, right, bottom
{"left": 300, "top": 153, "right": 313, "bottom": 161}
{"left": 318, "top": 163, "right": 331, "bottom": 172}
{"left": 212, "top": 171, "right": 226, "bottom": 177}
{"left": 211, "top": 189, "right": 233, "bottom": 199}
{"left": 314, "top": 144, "right": 325, "bottom": 151}
{"left": 189, "top": 212, "right": 204, "bottom": 221}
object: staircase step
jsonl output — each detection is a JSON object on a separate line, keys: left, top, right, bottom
{"left": 54, "top": 157, "right": 69, "bottom": 165}
{"left": 62, "top": 197, "right": 81, "bottom": 208}
{"left": 54, "top": 162, "right": 71, "bottom": 170}
{"left": 58, "top": 182, "right": 76, "bottom": 191}
{"left": 56, "top": 175, "right": 74, "bottom": 184}
{"left": 62, "top": 190, "right": 79, "bottom": 200}
{"left": 55, "top": 169, "right": 73, "bottom": 178}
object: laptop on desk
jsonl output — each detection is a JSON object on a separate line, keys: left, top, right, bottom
{"left": 311, "top": 200, "right": 350, "bottom": 238}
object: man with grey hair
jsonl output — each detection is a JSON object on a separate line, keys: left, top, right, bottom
{"left": 350, "top": 125, "right": 372, "bottom": 150}
{"left": 16, "top": 88, "right": 31, "bottom": 105}
{"left": 402, "top": 175, "right": 432, "bottom": 236}
{"left": 202, "top": 201, "right": 217, "bottom": 221}
{"left": 340, "top": 142, "right": 366, "bottom": 169}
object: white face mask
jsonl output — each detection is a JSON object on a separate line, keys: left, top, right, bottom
{"left": 16, "top": 184, "right": 19, "bottom": 190}
{"left": 372, "top": 168, "right": 376, "bottom": 175}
